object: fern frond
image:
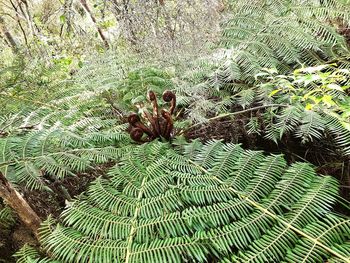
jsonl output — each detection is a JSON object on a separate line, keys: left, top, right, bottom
{"left": 325, "top": 114, "right": 350, "bottom": 155}
{"left": 0, "top": 205, "right": 15, "bottom": 228}
{"left": 286, "top": 215, "right": 350, "bottom": 262}
{"left": 295, "top": 111, "right": 326, "bottom": 143}
{"left": 274, "top": 105, "right": 303, "bottom": 139}
{"left": 0, "top": 129, "right": 131, "bottom": 190}
{"left": 14, "top": 245, "right": 58, "bottom": 263}
{"left": 178, "top": 0, "right": 350, "bottom": 124}
{"left": 21, "top": 140, "right": 350, "bottom": 262}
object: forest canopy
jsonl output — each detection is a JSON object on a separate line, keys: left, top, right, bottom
{"left": 1, "top": 1, "right": 350, "bottom": 263}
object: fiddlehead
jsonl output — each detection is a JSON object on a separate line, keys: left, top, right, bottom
{"left": 127, "top": 90, "right": 177, "bottom": 142}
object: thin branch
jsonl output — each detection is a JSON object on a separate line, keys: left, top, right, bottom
{"left": 79, "top": 0, "right": 109, "bottom": 48}
{"left": 180, "top": 104, "right": 288, "bottom": 135}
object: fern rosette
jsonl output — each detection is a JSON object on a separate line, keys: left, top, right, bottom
{"left": 15, "top": 140, "right": 350, "bottom": 262}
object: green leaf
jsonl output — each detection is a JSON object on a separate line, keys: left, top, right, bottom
{"left": 59, "top": 15, "right": 66, "bottom": 24}
{"left": 268, "top": 89, "right": 281, "bottom": 97}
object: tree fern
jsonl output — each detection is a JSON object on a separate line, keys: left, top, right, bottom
{"left": 12, "top": 52, "right": 174, "bottom": 133}
{"left": 265, "top": 105, "right": 303, "bottom": 142}
{"left": 16, "top": 140, "right": 350, "bottom": 262}
{"left": 0, "top": 128, "right": 131, "bottom": 190}
{"left": 186, "top": 63, "right": 350, "bottom": 155}
{"left": 295, "top": 111, "right": 326, "bottom": 143}
{"left": 14, "top": 244, "right": 56, "bottom": 263}
{"left": 217, "top": 0, "right": 349, "bottom": 83}
{"left": 178, "top": 0, "right": 350, "bottom": 122}
{"left": 0, "top": 51, "right": 176, "bottom": 191}
{"left": 324, "top": 114, "right": 350, "bottom": 155}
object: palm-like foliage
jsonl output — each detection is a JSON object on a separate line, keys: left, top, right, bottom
{"left": 0, "top": 53, "right": 130, "bottom": 191}
{"left": 15, "top": 139, "right": 350, "bottom": 262}
{"left": 117, "top": 67, "right": 174, "bottom": 108}
{"left": 1, "top": 50, "right": 170, "bottom": 132}
{"left": 178, "top": 0, "right": 350, "bottom": 123}
{"left": 0, "top": 86, "right": 130, "bottom": 192}
{"left": 183, "top": 63, "right": 350, "bottom": 156}
{"left": 0, "top": 128, "right": 131, "bottom": 190}
{"left": 0, "top": 50, "right": 177, "bottom": 191}
{"left": 217, "top": 0, "right": 350, "bottom": 84}
{"left": 8, "top": 52, "right": 128, "bottom": 131}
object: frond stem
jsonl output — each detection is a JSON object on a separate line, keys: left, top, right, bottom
{"left": 180, "top": 104, "right": 287, "bottom": 135}
{"left": 125, "top": 176, "right": 147, "bottom": 263}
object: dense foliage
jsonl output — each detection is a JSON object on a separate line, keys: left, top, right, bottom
{"left": 15, "top": 140, "right": 350, "bottom": 262}
{"left": 251, "top": 65, "right": 350, "bottom": 153}
{"left": 177, "top": 0, "right": 350, "bottom": 122}
{"left": 1, "top": 0, "right": 350, "bottom": 262}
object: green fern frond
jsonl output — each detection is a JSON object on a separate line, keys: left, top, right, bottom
{"left": 285, "top": 214, "right": 350, "bottom": 262}
{"left": 178, "top": 0, "right": 350, "bottom": 124}
{"left": 246, "top": 117, "right": 262, "bottom": 135}
{"left": 14, "top": 244, "right": 58, "bottom": 263}
{"left": 0, "top": 128, "right": 131, "bottom": 190}
{"left": 218, "top": 0, "right": 350, "bottom": 83}
{"left": 274, "top": 105, "right": 303, "bottom": 139}
{"left": 295, "top": 111, "right": 326, "bottom": 143}
{"left": 0, "top": 205, "right": 15, "bottom": 228}
{"left": 236, "top": 88, "right": 255, "bottom": 109}
{"left": 324, "top": 114, "right": 350, "bottom": 155}
{"left": 18, "top": 140, "right": 350, "bottom": 263}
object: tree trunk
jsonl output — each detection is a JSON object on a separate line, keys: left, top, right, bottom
{"left": 0, "top": 16, "right": 18, "bottom": 51}
{"left": 79, "top": 0, "right": 109, "bottom": 48}
{"left": 0, "top": 172, "right": 41, "bottom": 239}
